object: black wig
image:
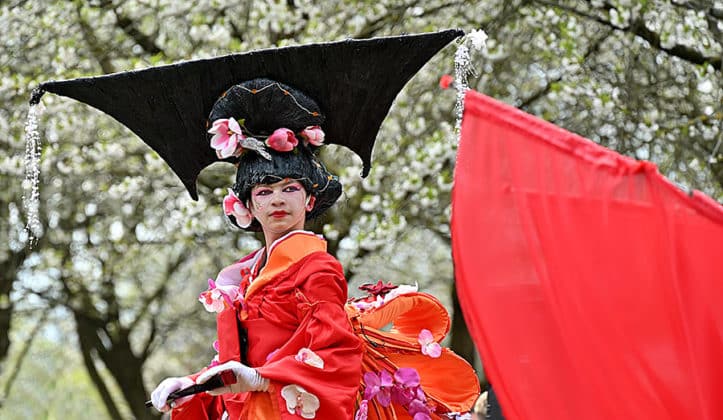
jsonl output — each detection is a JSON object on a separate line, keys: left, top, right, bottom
{"left": 208, "top": 78, "right": 342, "bottom": 230}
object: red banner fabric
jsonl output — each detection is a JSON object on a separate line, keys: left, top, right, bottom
{"left": 452, "top": 89, "right": 723, "bottom": 420}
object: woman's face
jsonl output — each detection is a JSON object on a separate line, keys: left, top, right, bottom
{"left": 249, "top": 178, "right": 314, "bottom": 239}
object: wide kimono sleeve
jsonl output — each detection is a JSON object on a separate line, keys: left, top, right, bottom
{"left": 254, "top": 253, "right": 364, "bottom": 419}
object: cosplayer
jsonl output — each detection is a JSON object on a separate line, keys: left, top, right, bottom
{"left": 150, "top": 78, "right": 364, "bottom": 419}
{"left": 149, "top": 78, "right": 479, "bottom": 420}
{"left": 27, "top": 30, "right": 480, "bottom": 419}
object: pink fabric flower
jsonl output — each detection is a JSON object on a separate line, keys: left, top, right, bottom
{"left": 223, "top": 189, "right": 253, "bottom": 228}
{"left": 198, "top": 278, "right": 239, "bottom": 313}
{"left": 448, "top": 413, "right": 472, "bottom": 420}
{"left": 295, "top": 348, "right": 324, "bottom": 369}
{"left": 394, "top": 367, "right": 421, "bottom": 388}
{"left": 391, "top": 367, "right": 422, "bottom": 405}
{"left": 281, "top": 384, "right": 320, "bottom": 418}
{"left": 300, "top": 125, "right": 325, "bottom": 146}
{"left": 208, "top": 117, "right": 244, "bottom": 158}
{"left": 382, "top": 283, "right": 418, "bottom": 304}
{"left": 363, "top": 370, "right": 393, "bottom": 407}
{"left": 408, "top": 399, "right": 432, "bottom": 419}
{"left": 354, "top": 399, "right": 369, "bottom": 420}
{"left": 209, "top": 354, "right": 221, "bottom": 368}
{"left": 266, "top": 348, "right": 280, "bottom": 362}
{"left": 209, "top": 340, "right": 221, "bottom": 367}
{"left": 418, "top": 329, "right": 442, "bottom": 358}
{"left": 351, "top": 295, "right": 385, "bottom": 312}
{"left": 265, "top": 128, "right": 298, "bottom": 152}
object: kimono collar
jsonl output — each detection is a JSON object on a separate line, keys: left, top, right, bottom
{"left": 245, "top": 230, "right": 327, "bottom": 298}
{"left": 215, "top": 248, "right": 264, "bottom": 287}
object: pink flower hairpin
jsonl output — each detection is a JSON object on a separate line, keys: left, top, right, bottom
{"left": 300, "top": 125, "right": 325, "bottom": 146}
{"left": 266, "top": 128, "right": 299, "bottom": 152}
{"left": 209, "top": 115, "right": 325, "bottom": 159}
{"left": 223, "top": 189, "right": 253, "bottom": 228}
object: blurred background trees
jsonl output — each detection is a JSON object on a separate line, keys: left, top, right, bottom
{"left": 1, "top": 0, "right": 720, "bottom": 418}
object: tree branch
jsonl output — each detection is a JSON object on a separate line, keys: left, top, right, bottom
{"left": 74, "top": 1, "right": 116, "bottom": 74}
{"left": 520, "top": 27, "right": 613, "bottom": 109}
{"left": 136, "top": 251, "right": 185, "bottom": 359}
{"left": 110, "top": 6, "right": 164, "bottom": 55}
{"left": 0, "top": 312, "right": 47, "bottom": 408}
{"left": 533, "top": 0, "right": 721, "bottom": 70}
{"left": 354, "top": 0, "right": 422, "bottom": 39}
{"left": 75, "top": 312, "right": 124, "bottom": 419}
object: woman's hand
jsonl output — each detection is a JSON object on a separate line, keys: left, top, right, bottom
{"left": 196, "top": 361, "right": 269, "bottom": 395}
{"left": 150, "top": 376, "right": 194, "bottom": 411}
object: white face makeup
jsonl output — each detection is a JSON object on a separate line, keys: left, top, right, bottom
{"left": 249, "top": 178, "right": 314, "bottom": 242}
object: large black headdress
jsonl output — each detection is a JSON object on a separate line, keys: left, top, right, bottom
{"left": 31, "top": 30, "right": 463, "bottom": 202}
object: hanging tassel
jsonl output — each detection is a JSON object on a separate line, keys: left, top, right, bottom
{"left": 23, "top": 87, "right": 47, "bottom": 247}
{"left": 454, "top": 29, "right": 488, "bottom": 141}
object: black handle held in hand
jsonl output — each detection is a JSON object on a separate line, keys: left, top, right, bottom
{"left": 145, "top": 370, "right": 237, "bottom": 409}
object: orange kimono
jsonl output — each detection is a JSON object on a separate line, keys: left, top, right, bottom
{"left": 173, "top": 231, "right": 364, "bottom": 419}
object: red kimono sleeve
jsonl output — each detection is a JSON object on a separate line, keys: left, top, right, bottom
{"left": 255, "top": 254, "right": 364, "bottom": 419}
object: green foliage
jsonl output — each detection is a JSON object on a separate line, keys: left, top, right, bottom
{"left": 0, "top": 0, "right": 720, "bottom": 418}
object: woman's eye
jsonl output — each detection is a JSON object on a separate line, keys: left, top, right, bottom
{"left": 284, "top": 186, "right": 301, "bottom": 192}
{"left": 255, "top": 189, "right": 271, "bottom": 196}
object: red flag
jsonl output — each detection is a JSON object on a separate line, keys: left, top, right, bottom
{"left": 452, "top": 89, "right": 723, "bottom": 420}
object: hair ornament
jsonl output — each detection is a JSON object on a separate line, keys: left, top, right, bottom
{"left": 223, "top": 188, "right": 253, "bottom": 228}
{"left": 208, "top": 117, "right": 325, "bottom": 160}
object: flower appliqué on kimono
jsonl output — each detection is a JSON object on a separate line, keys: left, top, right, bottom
{"left": 357, "top": 367, "right": 433, "bottom": 420}
{"left": 198, "top": 278, "right": 240, "bottom": 313}
{"left": 295, "top": 348, "right": 324, "bottom": 369}
{"left": 209, "top": 340, "right": 221, "bottom": 367}
{"left": 445, "top": 412, "right": 472, "bottom": 419}
{"left": 418, "top": 329, "right": 442, "bottom": 358}
{"left": 354, "top": 399, "right": 368, "bottom": 420}
{"left": 363, "top": 369, "right": 393, "bottom": 406}
{"left": 281, "top": 384, "right": 320, "bottom": 419}
{"left": 266, "top": 348, "right": 280, "bottom": 362}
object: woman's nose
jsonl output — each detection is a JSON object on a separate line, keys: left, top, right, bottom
{"left": 269, "top": 189, "right": 285, "bottom": 204}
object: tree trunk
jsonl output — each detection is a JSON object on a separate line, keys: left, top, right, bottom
{"left": 0, "top": 277, "right": 13, "bottom": 369}
{"left": 0, "top": 249, "right": 28, "bottom": 369}
{"left": 74, "top": 312, "right": 160, "bottom": 419}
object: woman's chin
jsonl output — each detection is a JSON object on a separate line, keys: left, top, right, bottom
{"left": 264, "top": 221, "right": 303, "bottom": 236}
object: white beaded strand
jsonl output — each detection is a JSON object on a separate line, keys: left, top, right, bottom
{"left": 22, "top": 103, "right": 44, "bottom": 246}
{"left": 453, "top": 29, "right": 488, "bottom": 142}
